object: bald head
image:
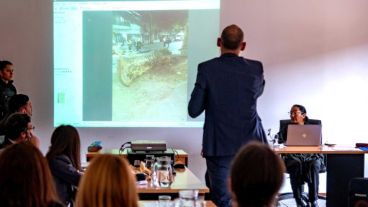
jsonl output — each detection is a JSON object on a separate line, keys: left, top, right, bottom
{"left": 220, "top": 24, "right": 244, "bottom": 50}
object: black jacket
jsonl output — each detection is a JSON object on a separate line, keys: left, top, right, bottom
{"left": 0, "top": 79, "right": 16, "bottom": 120}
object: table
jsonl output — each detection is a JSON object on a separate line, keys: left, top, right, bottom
{"left": 274, "top": 145, "right": 366, "bottom": 207}
{"left": 139, "top": 200, "right": 216, "bottom": 207}
{"left": 86, "top": 148, "right": 188, "bottom": 166}
{"left": 86, "top": 149, "right": 207, "bottom": 200}
{"left": 137, "top": 167, "right": 209, "bottom": 199}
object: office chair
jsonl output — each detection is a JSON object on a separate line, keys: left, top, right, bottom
{"left": 276, "top": 119, "right": 326, "bottom": 205}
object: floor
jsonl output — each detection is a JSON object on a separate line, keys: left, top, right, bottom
{"left": 278, "top": 198, "right": 326, "bottom": 207}
{"left": 278, "top": 173, "right": 327, "bottom": 207}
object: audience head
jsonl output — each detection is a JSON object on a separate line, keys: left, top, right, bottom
{"left": 0, "top": 142, "right": 61, "bottom": 207}
{"left": 8, "top": 94, "right": 32, "bottom": 116}
{"left": 46, "top": 125, "right": 81, "bottom": 171}
{"left": 218, "top": 24, "right": 245, "bottom": 53}
{"left": 290, "top": 104, "right": 308, "bottom": 124}
{"left": 75, "top": 154, "right": 139, "bottom": 207}
{"left": 0, "top": 60, "right": 14, "bottom": 82}
{"left": 230, "top": 141, "right": 285, "bottom": 207}
{"left": 4, "top": 112, "right": 32, "bottom": 142}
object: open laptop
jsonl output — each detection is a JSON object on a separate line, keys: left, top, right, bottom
{"left": 286, "top": 125, "right": 322, "bottom": 146}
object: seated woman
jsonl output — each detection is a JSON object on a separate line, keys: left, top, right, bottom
{"left": 230, "top": 141, "right": 285, "bottom": 207}
{"left": 0, "top": 142, "right": 64, "bottom": 207}
{"left": 46, "top": 125, "right": 82, "bottom": 207}
{"left": 75, "top": 154, "right": 139, "bottom": 207}
{"left": 278, "top": 104, "right": 324, "bottom": 207}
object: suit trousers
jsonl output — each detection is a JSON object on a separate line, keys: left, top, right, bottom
{"left": 205, "top": 156, "right": 233, "bottom": 207}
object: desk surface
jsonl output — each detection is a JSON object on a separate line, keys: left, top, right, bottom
{"left": 139, "top": 200, "right": 216, "bottom": 207}
{"left": 137, "top": 167, "right": 209, "bottom": 194}
{"left": 273, "top": 145, "right": 366, "bottom": 154}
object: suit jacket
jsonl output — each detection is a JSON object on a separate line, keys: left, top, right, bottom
{"left": 188, "top": 53, "right": 267, "bottom": 157}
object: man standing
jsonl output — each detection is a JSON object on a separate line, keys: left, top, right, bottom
{"left": 0, "top": 60, "right": 17, "bottom": 120}
{"left": 188, "top": 24, "right": 267, "bottom": 207}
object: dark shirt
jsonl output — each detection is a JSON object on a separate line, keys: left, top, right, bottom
{"left": 0, "top": 79, "right": 16, "bottom": 120}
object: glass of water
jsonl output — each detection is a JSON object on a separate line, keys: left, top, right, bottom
{"left": 178, "top": 190, "right": 199, "bottom": 207}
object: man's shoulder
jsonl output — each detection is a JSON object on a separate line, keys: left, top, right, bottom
{"left": 243, "top": 57, "right": 262, "bottom": 65}
{"left": 199, "top": 56, "right": 262, "bottom": 66}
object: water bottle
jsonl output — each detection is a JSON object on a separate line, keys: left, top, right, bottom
{"left": 152, "top": 156, "right": 173, "bottom": 187}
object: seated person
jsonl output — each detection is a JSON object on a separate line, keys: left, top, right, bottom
{"left": 278, "top": 104, "right": 325, "bottom": 207}
{"left": 230, "top": 141, "right": 285, "bottom": 207}
{"left": 0, "top": 113, "right": 38, "bottom": 150}
{"left": 46, "top": 125, "right": 82, "bottom": 207}
{"left": 0, "top": 94, "right": 39, "bottom": 147}
{"left": 0, "top": 142, "right": 63, "bottom": 207}
{"left": 75, "top": 154, "right": 139, "bottom": 207}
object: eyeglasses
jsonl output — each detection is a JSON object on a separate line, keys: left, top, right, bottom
{"left": 288, "top": 111, "right": 302, "bottom": 116}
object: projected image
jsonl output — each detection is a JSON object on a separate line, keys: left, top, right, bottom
{"left": 111, "top": 11, "right": 188, "bottom": 122}
{"left": 54, "top": 0, "right": 219, "bottom": 127}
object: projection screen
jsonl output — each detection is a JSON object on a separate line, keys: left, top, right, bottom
{"left": 53, "top": 0, "right": 220, "bottom": 127}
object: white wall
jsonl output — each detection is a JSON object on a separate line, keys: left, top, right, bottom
{"left": 1, "top": 0, "right": 368, "bottom": 180}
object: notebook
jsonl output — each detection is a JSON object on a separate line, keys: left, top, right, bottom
{"left": 286, "top": 125, "right": 322, "bottom": 146}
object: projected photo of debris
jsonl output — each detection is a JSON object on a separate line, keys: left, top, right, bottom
{"left": 112, "top": 10, "right": 188, "bottom": 122}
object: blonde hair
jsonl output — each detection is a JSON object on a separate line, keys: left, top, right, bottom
{"left": 75, "top": 154, "right": 139, "bottom": 207}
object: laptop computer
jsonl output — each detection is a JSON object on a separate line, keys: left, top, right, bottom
{"left": 286, "top": 125, "right": 322, "bottom": 146}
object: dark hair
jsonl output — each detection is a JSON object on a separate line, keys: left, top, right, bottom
{"left": 8, "top": 94, "right": 29, "bottom": 113}
{"left": 0, "top": 60, "right": 13, "bottom": 71}
{"left": 4, "top": 113, "right": 31, "bottom": 141}
{"left": 291, "top": 104, "right": 309, "bottom": 121}
{"left": 230, "top": 142, "right": 285, "bottom": 207}
{"left": 292, "top": 104, "right": 306, "bottom": 114}
{"left": 0, "top": 142, "right": 61, "bottom": 207}
{"left": 221, "top": 24, "right": 244, "bottom": 50}
{"left": 46, "top": 125, "right": 81, "bottom": 171}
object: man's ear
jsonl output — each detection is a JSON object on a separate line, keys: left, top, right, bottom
{"left": 240, "top": 42, "right": 246, "bottom": 51}
{"left": 19, "top": 107, "right": 27, "bottom": 114}
{"left": 20, "top": 131, "right": 28, "bottom": 141}
{"left": 217, "top": 38, "right": 222, "bottom": 47}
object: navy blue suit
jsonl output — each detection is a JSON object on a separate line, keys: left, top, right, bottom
{"left": 188, "top": 53, "right": 267, "bottom": 207}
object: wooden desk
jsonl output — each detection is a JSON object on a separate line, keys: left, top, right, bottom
{"left": 274, "top": 145, "right": 366, "bottom": 207}
{"left": 139, "top": 200, "right": 216, "bottom": 207}
{"left": 86, "top": 149, "right": 207, "bottom": 200}
{"left": 137, "top": 167, "right": 209, "bottom": 199}
{"left": 86, "top": 148, "right": 188, "bottom": 166}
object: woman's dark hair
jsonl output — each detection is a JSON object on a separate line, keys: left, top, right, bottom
{"left": 292, "top": 104, "right": 309, "bottom": 121}
{"left": 230, "top": 142, "right": 285, "bottom": 207}
{"left": 0, "top": 142, "right": 61, "bottom": 207}
{"left": 46, "top": 125, "right": 81, "bottom": 171}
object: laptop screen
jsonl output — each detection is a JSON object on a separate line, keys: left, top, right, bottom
{"left": 286, "top": 125, "right": 322, "bottom": 146}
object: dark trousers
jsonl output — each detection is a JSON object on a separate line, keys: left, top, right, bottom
{"left": 285, "top": 155, "right": 322, "bottom": 203}
{"left": 205, "top": 156, "right": 233, "bottom": 207}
